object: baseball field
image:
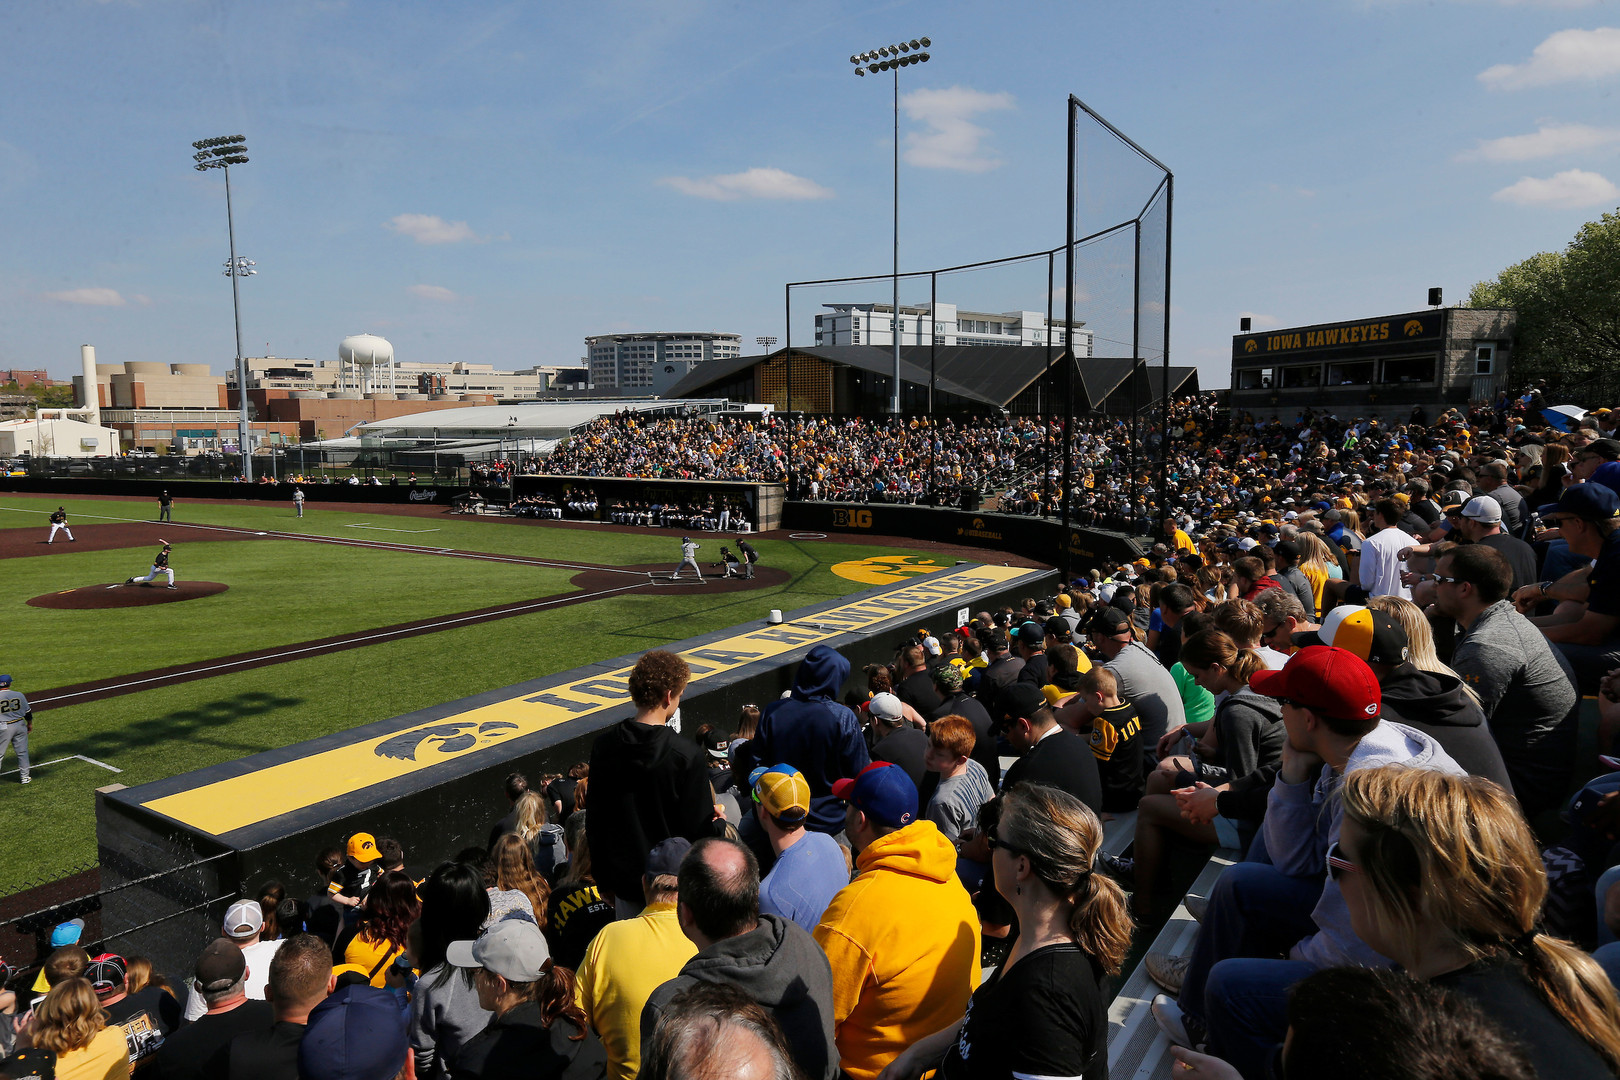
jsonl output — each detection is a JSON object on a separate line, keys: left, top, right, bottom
{"left": 0, "top": 491, "right": 1035, "bottom": 890}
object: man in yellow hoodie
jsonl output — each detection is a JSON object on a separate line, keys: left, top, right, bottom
{"left": 812, "top": 762, "right": 980, "bottom": 1080}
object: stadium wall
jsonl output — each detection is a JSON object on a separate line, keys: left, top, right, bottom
{"left": 782, "top": 501, "right": 1145, "bottom": 568}
{"left": 512, "top": 476, "right": 784, "bottom": 532}
{"left": 0, "top": 476, "right": 468, "bottom": 504}
{"left": 94, "top": 562, "right": 1048, "bottom": 970}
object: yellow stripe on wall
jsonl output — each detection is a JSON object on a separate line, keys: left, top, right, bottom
{"left": 142, "top": 565, "right": 1040, "bottom": 837}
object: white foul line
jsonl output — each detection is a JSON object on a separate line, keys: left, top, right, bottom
{"left": 0, "top": 754, "right": 123, "bottom": 778}
{"left": 344, "top": 524, "right": 443, "bottom": 534}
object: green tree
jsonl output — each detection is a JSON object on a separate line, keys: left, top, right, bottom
{"left": 1469, "top": 207, "right": 1620, "bottom": 388}
{"left": 23, "top": 383, "right": 77, "bottom": 408}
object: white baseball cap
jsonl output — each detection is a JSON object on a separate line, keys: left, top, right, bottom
{"left": 223, "top": 899, "right": 264, "bottom": 939}
{"left": 1461, "top": 496, "right": 1502, "bottom": 525}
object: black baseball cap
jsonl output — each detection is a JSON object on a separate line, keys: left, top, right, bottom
{"left": 994, "top": 682, "right": 1049, "bottom": 732}
{"left": 1082, "top": 605, "right": 1133, "bottom": 637}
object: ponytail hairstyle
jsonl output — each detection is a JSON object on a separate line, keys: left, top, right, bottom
{"left": 1179, "top": 629, "right": 1264, "bottom": 687}
{"left": 998, "top": 783, "right": 1133, "bottom": 974}
{"left": 1341, "top": 766, "right": 1620, "bottom": 1072}
{"left": 504, "top": 959, "right": 588, "bottom": 1039}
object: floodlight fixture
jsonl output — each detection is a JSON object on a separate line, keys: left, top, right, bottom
{"left": 190, "top": 133, "right": 256, "bottom": 479}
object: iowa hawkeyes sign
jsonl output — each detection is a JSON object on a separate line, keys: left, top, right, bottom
{"left": 1232, "top": 309, "right": 1442, "bottom": 361}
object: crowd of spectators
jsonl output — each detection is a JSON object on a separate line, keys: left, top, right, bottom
{"left": 15, "top": 395, "right": 1620, "bottom": 1079}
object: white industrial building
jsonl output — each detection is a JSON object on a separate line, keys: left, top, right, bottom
{"left": 814, "top": 302, "right": 1093, "bottom": 355}
{"left": 585, "top": 332, "right": 742, "bottom": 393}
{"left": 3, "top": 344, "right": 123, "bottom": 456}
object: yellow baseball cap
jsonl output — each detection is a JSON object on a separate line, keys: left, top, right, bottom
{"left": 752, "top": 765, "right": 811, "bottom": 824}
{"left": 346, "top": 832, "right": 381, "bottom": 862}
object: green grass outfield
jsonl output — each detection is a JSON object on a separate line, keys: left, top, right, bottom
{"left": 0, "top": 495, "right": 946, "bottom": 888}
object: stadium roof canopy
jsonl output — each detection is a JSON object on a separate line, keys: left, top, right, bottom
{"left": 347, "top": 398, "right": 729, "bottom": 443}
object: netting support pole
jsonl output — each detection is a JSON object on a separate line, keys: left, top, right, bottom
{"left": 1132, "top": 218, "right": 1142, "bottom": 537}
{"left": 1160, "top": 175, "right": 1174, "bottom": 533}
{"left": 891, "top": 62, "right": 902, "bottom": 416}
{"left": 929, "top": 270, "right": 937, "bottom": 503}
{"left": 1044, "top": 250, "right": 1055, "bottom": 520}
{"left": 784, "top": 283, "right": 793, "bottom": 498}
{"left": 1061, "top": 97, "right": 1076, "bottom": 582}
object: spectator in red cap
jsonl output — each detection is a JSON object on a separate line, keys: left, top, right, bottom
{"left": 809, "top": 763, "right": 977, "bottom": 1080}
{"left": 1149, "top": 645, "right": 1464, "bottom": 1080}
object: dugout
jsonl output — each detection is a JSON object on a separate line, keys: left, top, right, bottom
{"left": 512, "top": 475, "right": 784, "bottom": 531}
{"left": 94, "top": 561, "right": 1048, "bottom": 969}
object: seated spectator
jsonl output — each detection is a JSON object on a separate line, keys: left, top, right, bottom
{"left": 922, "top": 715, "right": 996, "bottom": 843}
{"left": 576, "top": 839, "right": 699, "bottom": 1080}
{"left": 296, "top": 983, "right": 410, "bottom": 1080}
{"left": 411, "top": 863, "right": 494, "bottom": 1080}
{"left": 752, "top": 765, "right": 848, "bottom": 934}
{"left": 1337, "top": 765, "right": 1620, "bottom": 1078}
{"left": 1210, "top": 599, "right": 1289, "bottom": 671}
{"left": 993, "top": 683, "right": 1102, "bottom": 813}
{"left": 1134, "top": 630, "right": 1283, "bottom": 920}
{"left": 87, "top": 952, "right": 179, "bottom": 1072}
{"left": 1517, "top": 483, "right": 1620, "bottom": 692}
{"left": 1149, "top": 645, "right": 1463, "bottom": 1078}
{"left": 444, "top": 920, "right": 606, "bottom": 1080}
{"left": 639, "top": 983, "right": 800, "bottom": 1080}
{"left": 1252, "top": 589, "right": 1315, "bottom": 658}
{"left": 342, "top": 871, "right": 421, "bottom": 987}
{"left": 12, "top": 977, "right": 129, "bottom": 1080}
{"left": 642, "top": 837, "right": 838, "bottom": 1080}
{"left": 1053, "top": 665, "right": 1146, "bottom": 813}
{"left": 545, "top": 813, "right": 615, "bottom": 972}
{"left": 587, "top": 651, "right": 718, "bottom": 917}
{"left": 886, "top": 783, "right": 1131, "bottom": 1080}
{"left": 1269, "top": 541, "right": 1318, "bottom": 618}
{"left": 31, "top": 940, "right": 88, "bottom": 1007}
{"left": 1084, "top": 605, "right": 1187, "bottom": 748}
{"left": 154, "top": 940, "right": 274, "bottom": 1080}
{"left": 225, "top": 933, "right": 333, "bottom": 1080}
{"left": 1171, "top": 967, "right": 1541, "bottom": 1080}
{"left": 814, "top": 762, "right": 980, "bottom": 1080}
{"left": 753, "top": 645, "right": 871, "bottom": 838}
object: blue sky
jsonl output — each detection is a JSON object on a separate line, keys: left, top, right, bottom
{"left": 2, "top": 0, "right": 1618, "bottom": 389}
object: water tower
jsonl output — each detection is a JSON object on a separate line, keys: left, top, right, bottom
{"left": 338, "top": 333, "right": 396, "bottom": 394}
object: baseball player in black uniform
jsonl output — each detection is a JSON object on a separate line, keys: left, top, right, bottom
{"left": 0, "top": 675, "right": 32, "bottom": 785}
{"left": 47, "top": 507, "right": 75, "bottom": 544}
{"left": 126, "top": 541, "right": 176, "bottom": 589}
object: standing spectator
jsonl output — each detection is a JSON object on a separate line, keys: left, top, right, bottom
{"left": 412, "top": 863, "right": 494, "bottom": 1080}
{"left": 922, "top": 715, "right": 997, "bottom": 844}
{"left": 1084, "top": 606, "right": 1186, "bottom": 749}
{"left": 639, "top": 983, "right": 799, "bottom": 1080}
{"left": 753, "top": 645, "right": 870, "bottom": 837}
{"left": 1433, "top": 544, "right": 1580, "bottom": 817}
{"left": 224, "top": 934, "right": 332, "bottom": 1080}
{"left": 885, "top": 784, "right": 1131, "bottom": 1080}
{"left": 575, "top": 839, "right": 698, "bottom": 1080}
{"left": 444, "top": 921, "right": 606, "bottom": 1080}
{"left": 342, "top": 872, "right": 420, "bottom": 988}
{"left": 512, "top": 792, "right": 567, "bottom": 881}
{"left": 893, "top": 645, "right": 935, "bottom": 714}
{"left": 994, "top": 684, "right": 1103, "bottom": 813}
{"left": 183, "top": 901, "right": 284, "bottom": 1022}
{"left": 867, "top": 693, "right": 927, "bottom": 791}
{"left": 1358, "top": 499, "right": 1414, "bottom": 600}
{"left": 547, "top": 765, "right": 587, "bottom": 831}
{"left": 587, "top": 652, "right": 717, "bottom": 916}
{"left": 752, "top": 765, "right": 848, "bottom": 934}
{"left": 926, "top": 665, "right": 1000, "bottom": 790}
{"left": 88, "top": 953, "right": 180, "bottom": 1071}
{"left": 488, "top": 835, "right": 551, "bottom": 930}
{"left": 1338, "top": 766, "right": 1620, "bottom": 1079}
{"left": 153, "top": 940, "right": 273, "bottom": 1080}
{"left": 642, "top": 838, "right": 838, "bottom": 1080}
{"left": 487, "top": 773, "right": 530, "bottom": 851}
{"left": 814, "top": 763, "right": 980, "bottom": 1080}
{"left": 296, "top": 984, "right": 410, "bottom": 1080}
{"left": 973, "top": 632, "right": 1024, "bottom": 708}
{"left": 327, "top": 832, "right": 384, "bottom": 916}
{"left": 12, "top": 978, "right": 129, "bottom": 1080}
{"left": 545, "top": 815, "right": 615, "bottom": 972}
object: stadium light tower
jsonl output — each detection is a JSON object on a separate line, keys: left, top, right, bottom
{"left": 192, "top": 134, "right": 256, "bottom": 480}
{"left": 852, "top": 37, "right": 930, "bottom": 415}
{"left": 756, "top": 335, "right": 777, "bottom": 353}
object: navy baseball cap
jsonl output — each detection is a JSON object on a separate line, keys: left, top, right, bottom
{"left": 1014, "top": 621, "right": 1044, "bottom": 646}
{"left": 1592, "top": 461, "right": 1620, "bottom": 494}
{"left": 1540, "top": 483, "right": 1620, "bottom": 524}
{"left": 0, "top": 674, "right": 10, "bottom": 687}
{"left": 298, "top": 984, "right": 409, "bottom": 1080}
{"left": 643, "top": 837, "right": 692, "bottom": 880}
{"left": 831, "top": 762, "right": 917, "bottom": 829}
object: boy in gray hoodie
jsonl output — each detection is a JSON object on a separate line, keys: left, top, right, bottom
{"left": 1151, "top": 645, "right": 1462, "bottom": 1079}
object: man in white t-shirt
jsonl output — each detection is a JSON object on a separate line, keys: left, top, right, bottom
{"left": 183, "top": 899, "right": 283, "bottom": 1021}
{"left": 1357, "top": 499, "right": 1414, "bottom": 601}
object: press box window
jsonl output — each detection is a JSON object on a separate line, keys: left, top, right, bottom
{"left": 1475, "top": 344, "right": 1495, "bottom": 375}
{"left": 1328, "top": 361, "right": 1374, "bottom": 386}
{"left": 1281, "top": 366, "right": 1321, "bottom": 389}
{"left": 1382, "top": 357, "right": 1435, "bottom": 384}
{"left": 1237, "top": 368, "right": 1274, "bottom": 390}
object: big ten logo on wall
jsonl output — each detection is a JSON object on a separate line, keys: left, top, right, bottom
{"left": 831, "top": 508, "right": 873, "bottom": 529}
{"left": 956, "top": 516, "right": 1003, "bottom": 542}
{"left": 832, "top": 554, "right": 952, "bottom": 585}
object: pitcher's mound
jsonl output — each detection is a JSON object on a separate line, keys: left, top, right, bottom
{"left": 29, "top": 582, "right": 230, "bottom": 609}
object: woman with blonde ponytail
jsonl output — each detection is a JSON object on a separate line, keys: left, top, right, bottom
{"left": 878, "top": 784, "right": 1130, "bottom": 1080}
{"left": 1339, "top": 765, "right": 1620, "bottom": 1079}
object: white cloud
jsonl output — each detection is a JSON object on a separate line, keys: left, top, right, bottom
{"left": 42, "top": 287, "right": 127, "bottom": 306}
{"left": 659, "top": 167, "right": 833, "bottom": 201}
{"left": 1492, "top": 167, "right": 1620, "bottom": 207}
{"left": 385, "top": 213, "right": 488, "bottom": 245}
{"left": 1461, "top": 122, "right": 1620, "bottom": 161}
{"left": 407, "top": 284, "right": 459, "bottom": 302}
{"left": 1240, "top": 311, "right": 1281, "bottom": 329}
{"left": 1479, "top": 27, "right": 1620, "bottom": 89}
{"left": 901, "top": 86, "right": 1015, "bottom": 173}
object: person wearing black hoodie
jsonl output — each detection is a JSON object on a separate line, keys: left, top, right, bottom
{"left": 752, "top": 645, "right": 870, "bottom": 836}
{"left": 1298, "top": 607, "right": 1514, "bottom": 794}
{"left": 587, "top": 651, "right": 720, "bottom": 917}
{"left": 640, "top": 838, "right": 839, "bottom": 1080}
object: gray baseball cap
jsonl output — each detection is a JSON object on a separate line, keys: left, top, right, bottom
{"left": 446, "top": 920, "right": 551, "bottom": 983}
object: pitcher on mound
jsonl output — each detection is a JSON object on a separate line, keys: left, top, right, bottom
{"left": 126, "top": 541, "right": 176, "bottom": 589}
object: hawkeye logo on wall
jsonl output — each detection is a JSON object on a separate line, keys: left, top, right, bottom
{"left": 1404, "top": 319, "right": 1424, "bottom": 337}
{"left": 832, "top": 554, "right": 951, "bottom": 584}
{"left": 1244, "top": 340, "right": 1258, "bottom": 353}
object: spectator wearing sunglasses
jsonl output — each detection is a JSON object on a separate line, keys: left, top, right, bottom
{"left": 1148, "top": 645, "right": 1464, "bottom": 1078}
